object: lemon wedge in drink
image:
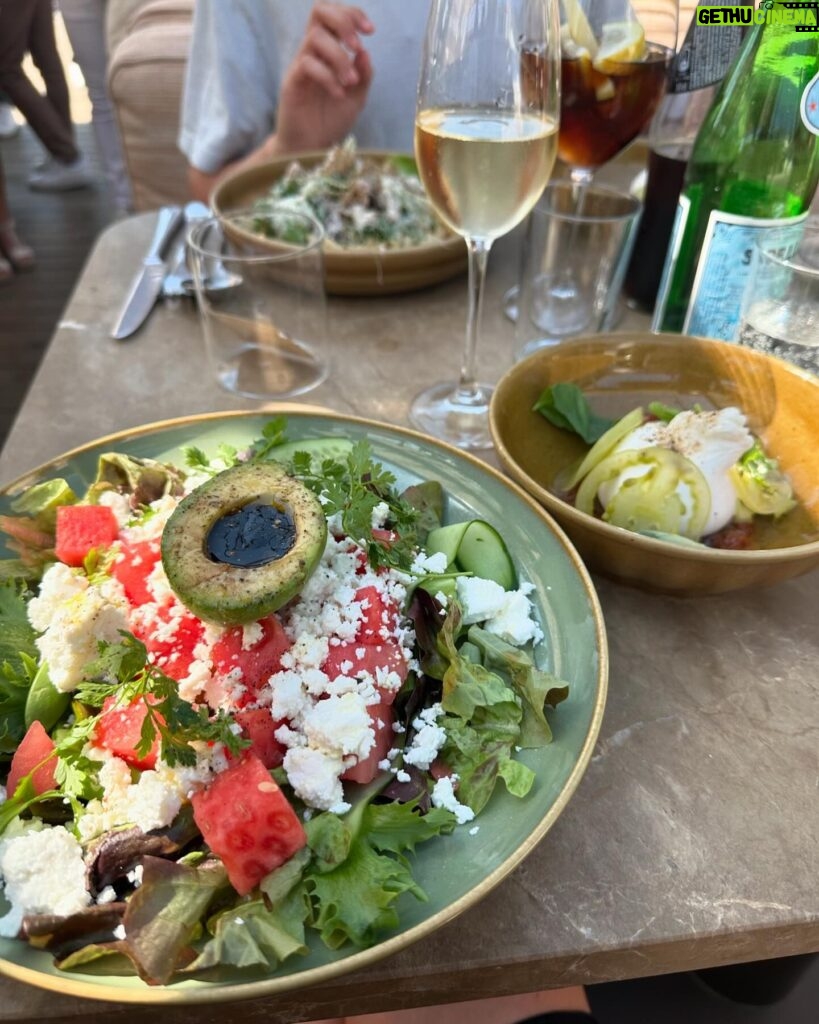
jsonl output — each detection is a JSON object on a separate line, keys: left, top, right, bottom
{"left": 592, "top": 20, "right": 645, "bottom": 74}
{"left": 562, "top": 0, "right": 598, "bottom": 57}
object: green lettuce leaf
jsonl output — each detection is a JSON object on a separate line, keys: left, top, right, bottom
{"left": 187, "top": 850, "right": 311, "bottom": 973}
{"left": 303, "top": 799, "right": 455, "bottom": 949}
{"left": 0, "top": 581, "right": 40, "bottom": 756}
{"left": 467, "top": 627, "right": 569, "bottom": 747}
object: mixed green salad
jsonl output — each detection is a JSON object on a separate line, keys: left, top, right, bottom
{"left": 0, "top": 419, "right": 568, "bottom": 985}
{"left": 252, "top": 139, "right": 449, "bottom": 249}
{"left": 535, "top": 384, "right": 796, "bottom": 549}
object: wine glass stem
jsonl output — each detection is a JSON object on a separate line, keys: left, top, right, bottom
{"left": 457, "top": 235, "right": 492, "bottom": 402}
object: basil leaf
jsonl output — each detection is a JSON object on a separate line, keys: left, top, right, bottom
{"left": 533, "top": 383, "right": 615, "bottom": 444}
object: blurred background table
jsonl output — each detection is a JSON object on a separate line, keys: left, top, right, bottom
{"left": 0, "top": 204, "right": 817, "bottom": 1024}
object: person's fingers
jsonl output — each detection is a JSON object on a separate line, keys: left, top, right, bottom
{"left": 289, "top": 53, "right": 346, "bottom": 100}
{"left": 305, "top": 23, "right": 360, "bottom": 86}
{"left": 352, "top": 46, "right": 373, "bottom": 92}
{"left": 312, "top": 2, "right": 374, "bottom": 52}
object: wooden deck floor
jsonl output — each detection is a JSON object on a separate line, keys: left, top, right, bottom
{"left": 0, "top": 122, "right": 115, "bottom": 451}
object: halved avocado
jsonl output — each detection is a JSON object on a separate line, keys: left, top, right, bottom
{"left": 160, "top": 462, "right": 327, "bottom": 625}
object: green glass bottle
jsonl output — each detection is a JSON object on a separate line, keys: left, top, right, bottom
{"left": 653, "top": 8, "right": 819, "bottom": 339}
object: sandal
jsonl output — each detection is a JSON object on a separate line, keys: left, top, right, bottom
{"left": 0, "top": 220, "right": 35, "bottom": 272}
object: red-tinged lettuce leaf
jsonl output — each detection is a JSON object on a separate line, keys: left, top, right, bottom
{"left": 407, "top": 589, "right": 450, "bottom": 681}
{"left": 23, "top": 904, "right": 126, "bottom": 956}
{"left": 186, "top": 849, "right": 311, "bottom": 974}
{"left": 400, "top": 480, "right": 443, "bottom": 543}
{"left": 119, "top": 855, "right": 229, "bottom": 984}
{"left": 86, "top": 810, "right": 200, "bottom": 894}
{"left": 467, "top": 626, "right": 569, "bottom": 747}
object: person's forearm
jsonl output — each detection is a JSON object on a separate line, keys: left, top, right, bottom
{"left": 187, "top": 132, "right": 285, "bottom": 204}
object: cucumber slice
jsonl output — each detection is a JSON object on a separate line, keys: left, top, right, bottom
{"left": 457, "top": 521, "right": 517, "bottom": 591}
{"left": 268, "top": 437, "right": 354, "bottom": 468}
{"left": 425, "top": 522, "right": 471, "bottom": 566}
{"left": 426, "top": 520, "right": 517, "bottom": 590}
{"left": 24, "top": 663, "right": 70, "bottom": 732}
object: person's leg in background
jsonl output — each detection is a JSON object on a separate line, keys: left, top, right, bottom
{"left": 0, "top": 93, "right": 19, "bottom": 139}
{"left": 0, "top": 0, "right": 92, "bottom": 190}
{"left": 59, "top": 0, "right": 132, "bottom": 212}
{"left": 0, "top": 152, "right": 36, "bottom": 280}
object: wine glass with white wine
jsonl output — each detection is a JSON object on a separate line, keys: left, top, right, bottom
{"left": 411, "top": 0, "right": 561, "bottom": 450}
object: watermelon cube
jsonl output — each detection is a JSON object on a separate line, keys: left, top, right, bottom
{"left": 55, "top": 504, "right": 119, "bottom": 567}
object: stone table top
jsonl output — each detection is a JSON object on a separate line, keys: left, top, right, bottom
{"left": 0, "top": 203, "right": 816, "bottom": 1024}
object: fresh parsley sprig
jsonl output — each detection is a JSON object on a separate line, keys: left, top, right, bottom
{"left": 246, "top": 416, "right": 289, "bottom": 463}
{"left": 77, "top": 633, "right": 247, "bottom": 768}
{"left": 292, "top": 441, "right": 419, "bottom": 571}
{"left": 183, "top": 442, "right": 241, "bottom": 478}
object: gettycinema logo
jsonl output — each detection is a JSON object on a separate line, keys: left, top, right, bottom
{"left": 696, "top": 1, "right": 819, "bottom": 29}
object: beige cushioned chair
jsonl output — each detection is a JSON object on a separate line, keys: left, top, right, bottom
{"left": 108, "top": 0, "right": 194, "bottom": 211}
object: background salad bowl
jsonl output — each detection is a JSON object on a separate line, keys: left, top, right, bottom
{"left": 0, "top": 411, "right": 606, "bottom": 1003}
{"left": 489, "top": 333, "right": 819, "bottom": 597}
{"left": 211, "top": 150, "right": 467, "bottom": 296}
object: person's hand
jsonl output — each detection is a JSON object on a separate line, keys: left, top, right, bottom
{"left": 275, "top": 4, "right": 375, "bottom": 154}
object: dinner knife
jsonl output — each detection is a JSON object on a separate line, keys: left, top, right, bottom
{"left": 111, "top": 205, "right": 184, "bottom": 340}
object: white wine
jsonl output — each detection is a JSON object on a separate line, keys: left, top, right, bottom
{"left": 414, "top": 107, "right": 558, "bottom": 239}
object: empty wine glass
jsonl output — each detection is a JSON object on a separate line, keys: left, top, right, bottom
{"left": 410, "top": 0, "right": 561, "bottom": 450}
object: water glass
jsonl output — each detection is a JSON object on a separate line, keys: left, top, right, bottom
{"left": 738, "top": 226, "right": 819, "bottom": 376}
{"left": 188, "top": 209, "right": 328, "bottom": 400}
{"left": 514, "top": 180, "right": 642, "bottom": 360}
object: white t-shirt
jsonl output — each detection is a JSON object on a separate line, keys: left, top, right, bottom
{"left": 178, "top": 0, "right": 430, "bottom": 174}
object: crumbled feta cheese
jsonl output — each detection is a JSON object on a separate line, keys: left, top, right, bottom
{"left": 113, "top": 924, "right": 126, "bottom": 940}
{"left": 431, "top": 775, "right": 475, "bottom": 825}
{"left": 241, "top": 621, "right": 264, "bottom": 650}
{"left": 411, "top": 551, "right": 449, "bottom": 575}
{"left": 77, "top": 754, "right": 216, "bottom": 842}
{"left": 28, "top": 567, "right": 130, "bottom": 692}
{"left": 403, "top": 703, "right": 447, "bottom": 770}
{"left": 0, "top": 825, "right": 89, "bottom": 936}
{"left": 303, "top": 692, "right": 373, "bottom": 759}
{"left": 371, "top": 501, "right": 391, "bottom": 529}
{"left": 283, "top": 746, "right": 346, "bottom": 811}
{"left": 96, "top": 885, "right": 118, "bottom": 904}
{"left": 456, "top": 577, "right": 506, "bottom": 625}
{"left": 97, "top": 490, "right": 132, "bottom": 527}
{"left": 484, "top": 584, "right": 543, "bottom": 646}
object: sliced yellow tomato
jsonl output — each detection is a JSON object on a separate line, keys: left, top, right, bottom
{"left": 730, "top": 442, "right": 796, "bottom": 517}
{"left": 576, "top": 446, "right": 711, "bottom": 540}
{"left": 558, "top": 406, "right": 645, "bottom": 492}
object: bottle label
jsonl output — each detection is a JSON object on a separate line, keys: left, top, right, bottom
{"left": 801, "top": 72, "right": 819, "bottom": 137}
{"left": 684, "top": 211, "right": 809, "bottom": 340}
{"left": 670, "top": 2, "right": 747, "bottom": 94}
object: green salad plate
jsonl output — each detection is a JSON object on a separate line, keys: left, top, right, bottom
{"left": 0, "top": 411, "right": 607, "bottom": 1003}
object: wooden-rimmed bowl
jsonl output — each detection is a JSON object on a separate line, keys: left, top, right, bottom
{"left": 211, "top": 151, "right": 467, "bottom": 296}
